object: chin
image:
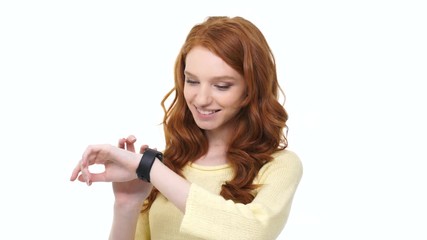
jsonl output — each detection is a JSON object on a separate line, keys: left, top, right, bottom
{"left": 194, "top": 122, "right": 218, "bottom": 131}
{"left": 196, "top": 124, "right": 215, "bottom": 131}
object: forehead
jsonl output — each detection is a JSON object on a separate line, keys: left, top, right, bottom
{"left": 184, "top": 46, "right": 242, "bottom": 80}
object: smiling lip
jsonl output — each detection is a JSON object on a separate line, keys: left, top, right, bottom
{"left": 195, "top": 107, "right": 220, "bottom": 120}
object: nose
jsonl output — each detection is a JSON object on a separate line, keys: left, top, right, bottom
{"left": 195, "top": 84, "right": 212, "bottom": 106}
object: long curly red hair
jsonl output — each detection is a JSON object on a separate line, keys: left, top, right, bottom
{"left": 143, "top": 16, "right": 288, "bottom": 211}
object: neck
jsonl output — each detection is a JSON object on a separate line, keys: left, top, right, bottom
{"left": 204, "top": 122, "right": 233, "bottom": 144}
{"left": 193, "top": 130, "right": 230, "bottom": 166}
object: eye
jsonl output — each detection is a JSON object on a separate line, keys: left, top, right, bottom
{"left": 185, "top": 79, "right": 199, "bottom": 85}
{"left": 215, "top": 84, "right": 231, "bottom": 91}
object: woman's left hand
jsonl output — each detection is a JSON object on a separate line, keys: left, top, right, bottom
{"left": 70, "top": 143, "right": 141, "bottom": 185}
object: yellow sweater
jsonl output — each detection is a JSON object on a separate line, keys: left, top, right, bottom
{"left": 135, "top": 150, "right": 303, "bottom": 240}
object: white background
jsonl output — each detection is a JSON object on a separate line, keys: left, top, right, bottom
{"left": 1, "top": 0, "right": 426, "bottom": 239}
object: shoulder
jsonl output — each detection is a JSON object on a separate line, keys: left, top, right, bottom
{"left": 268, "top": 149, "right": 302, "bottom": 169}
{"left": 257, "top": 149, "right": 303, "bottom": 180}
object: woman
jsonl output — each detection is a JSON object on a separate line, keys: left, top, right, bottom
{"left": 70, "top": 16, "right": 303, "bottom": 240}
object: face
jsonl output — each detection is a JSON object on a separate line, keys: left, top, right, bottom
{"left": 184, "top": 46, "right": 246, "bottom": 134}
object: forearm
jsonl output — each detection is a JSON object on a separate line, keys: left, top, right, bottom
{"left": 150, "top": 159, "right": 191, "bottom": 213}
{"left": 180, "top": 152, "right": 303, "bottom": 239}
{"left": 109, "top": 201, "right": 141, "bottom": 240}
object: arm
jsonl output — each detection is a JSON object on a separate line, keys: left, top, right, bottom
{"left": 109, "top": 136, "right": 152, "bottom": 240}
{"left": 151, "top": 150, "right": 303, "bottom": 240}
{"left": 109, "top": 201, "right": 143, "bottom": 240}
{"left": 149, "top": 159, "right": 191, "bottom": 212}
{"left": 71, "top": 143, "right": 302, "bottom": 239}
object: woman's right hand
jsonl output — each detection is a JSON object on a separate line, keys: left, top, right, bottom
{"left": 112, "top": 135, "right": 153, "bottom": 205}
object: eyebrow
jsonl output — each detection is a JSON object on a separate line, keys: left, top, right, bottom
{"left": 184, "top": 70, "right": 238, "bottom": 81}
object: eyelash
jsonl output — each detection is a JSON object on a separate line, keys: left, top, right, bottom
{"left": 185, "top": 79, "right": 231, "bottom": 90}
{"left": 215, "top": 85, "right": 230, "bottom": 90}
{"left": 186, "top": 79, "right": 198, "bottom": 85}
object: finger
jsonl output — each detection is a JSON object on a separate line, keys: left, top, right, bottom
{"left": 70, "top": 160, "right": 91, "bottom": 185}
{"left": 83, "top": 172, "right": 107, "bottom": 183}
{"left": 140, "top": 144, "right": 149, "bottom": 154}
{"left": 125, "top": 135, "right": 137, "bottom": 152}
{"left": 79, "top": 145, "right": 104, "bottom": 185}
{"left": 81, "top": 144, "right": 107, "bottom": 166}
{"left": 77, "top": 173, "right": 92, "bottom": 186}
{"left": 118, "top": 138, "right": 126, "bottom": 149}
{"left": 76, "top": 174, "right": 86, "bottom": 183}
{"left": 127, "top": 135, "right": 137, "bottom": 143}
{"left": 70, "top": 161, "right": 82, "bottom": 181}
{"left": 80, "top": 160, "right": 92, "bottom": 186}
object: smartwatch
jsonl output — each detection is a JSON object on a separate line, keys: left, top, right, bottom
{"left": 136, "top": 148, "right": 163, "bottom": 182}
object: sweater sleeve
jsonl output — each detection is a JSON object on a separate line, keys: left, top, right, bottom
{"left": 134, "top": 207, "right": 151, "bottom": 240}
{"left": 180, "top": 151, "right": 303, "bottom": 240}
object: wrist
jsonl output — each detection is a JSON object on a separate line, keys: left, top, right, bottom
{"left": 113, "top": 200, "right": 142, "bottom": 213}
{"left": 136, "top": 148, "right": 163, "bottom": 182}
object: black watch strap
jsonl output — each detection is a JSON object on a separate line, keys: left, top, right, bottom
{"left": 136, "top": 148, "right": 163, "bottom": 182}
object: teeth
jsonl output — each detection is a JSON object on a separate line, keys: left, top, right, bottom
{"left": 197, "top": 108, "right": 218, "bottom": 115}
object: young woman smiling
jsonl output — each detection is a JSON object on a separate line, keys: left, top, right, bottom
{"left": 70, "top": 16, "right": 303, "bottom": 240}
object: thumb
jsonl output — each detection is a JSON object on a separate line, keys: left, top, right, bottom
{"left": 87, "top": 172, "right": 108, "bottom": 183}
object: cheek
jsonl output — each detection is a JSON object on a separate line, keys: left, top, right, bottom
{"left": 183, "top": 86, "right": 189, "bottom": 99}
{"left": 222, "top": 92, "right": 245, "bottom": 107}
{"left": 183, "top": 88, "right": 192, "bottom": 104}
